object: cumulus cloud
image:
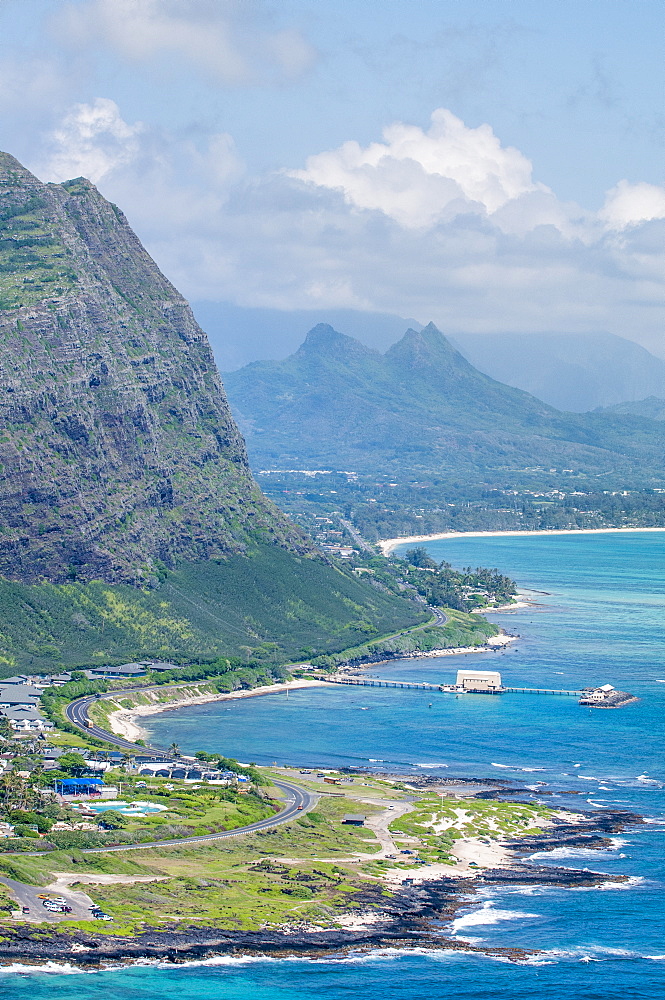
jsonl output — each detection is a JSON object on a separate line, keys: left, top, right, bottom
{"left": 599, "top": 179, "right": 665, "bottom": 229}
{"left": 288, "top": 109, "right": 552, "bottom": 229}
{"left": 33, "top": 100, "right": 664, "bottom": 353}
{"left": 44, "top": 98, "right": 146, "bottom": 185}
{"left": 55, "top": 0, "right": 317, "bottom": 85}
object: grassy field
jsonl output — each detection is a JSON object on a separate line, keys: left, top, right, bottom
{"left": 0, "top": 769, "right": 558, "bottom": 936}
{"left": 387, "top": 793, "right": 551, "bottom": 865}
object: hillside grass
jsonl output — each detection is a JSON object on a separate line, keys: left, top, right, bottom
{"left": 0, "top": 544, "right": 427, "bottom": 674}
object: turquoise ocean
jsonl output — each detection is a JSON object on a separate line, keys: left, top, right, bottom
{"left": 3, "top": 531, "right": 664, "bottom": 998}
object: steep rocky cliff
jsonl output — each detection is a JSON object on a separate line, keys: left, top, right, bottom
{"left": 0, "top": 152, "right": 305, "bottom": 584}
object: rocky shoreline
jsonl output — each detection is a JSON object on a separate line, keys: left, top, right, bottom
{"left": 0, "top": 805, "right": 641, "bottom": 970}
{"left": 0, "top": 864, "right": 624, "bottom": 970}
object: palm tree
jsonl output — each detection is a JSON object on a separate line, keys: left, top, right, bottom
{"left": 168, "top": 742, "right": 180, "bottom": 758}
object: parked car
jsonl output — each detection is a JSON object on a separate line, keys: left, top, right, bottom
{"left": 21, "top": 906, "right": 29, "bottom": 914}
{"left": 94, "top": 912, "right": 113, "bottom": 921}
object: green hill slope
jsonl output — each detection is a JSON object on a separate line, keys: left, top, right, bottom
{"left": 0, "top": 544, "right": 426, "bottom": 673}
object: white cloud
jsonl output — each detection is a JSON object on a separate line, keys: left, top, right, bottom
{"left": 39, "top": 98, "right": 243, "bottom": 211}
{"left": 32, "top": 101, "right": 664, "bottom": 353}
{"left": 599, "top": 179, "right": 665, "bottom": 229}
{"left": 45, "top": 98, "right": 145, "bottom": 184}
{"left": 56, "top": 0, "right": 317, "bottom": 85}
{"left": 288, "top": 108, "right": 551, "bottom": 229}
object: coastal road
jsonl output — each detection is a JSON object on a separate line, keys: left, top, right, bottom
{"left": 80, "top": 778, "right": 316, "bottom": 853}
{"left": 66, "top": 691, "right": 174, "bottom": 755}
{"left": 426, "top": 605, "right": 447, "bottom": 627}
{"left": 17, "top": 777, "right": 317, "bottom": 858}
{"left": 58, "top": 694, "right": 320, "bottom": 854}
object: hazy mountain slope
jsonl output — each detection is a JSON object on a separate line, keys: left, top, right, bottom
{"left": 191, "top": 301, "right": 422, "bottom": 370}
{"left": 224, "top": 323, "right": 665, "bottom": 484}
{"left": 451, "top": 332, "right": 665, "bottom": 412}
{"left": 597, "top": 397, "right": 665, "bottom": 421}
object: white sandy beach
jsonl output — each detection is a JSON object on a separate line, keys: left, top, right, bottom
{"left": 379, "top": 526, "right": 665, "bottom": 555}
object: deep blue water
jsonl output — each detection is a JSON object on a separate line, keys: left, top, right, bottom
{"left": 3, "top": 531, "right": 664, "bottom": 997}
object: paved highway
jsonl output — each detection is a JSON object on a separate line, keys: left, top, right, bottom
{"left": 59, "top": 693, "right": 319, "bottom": 854}
{"left": 80, "top": 778, "right": 315, "bottom": 853}
{"left": 66, "top": 690, "right": 171, "bottom": 754}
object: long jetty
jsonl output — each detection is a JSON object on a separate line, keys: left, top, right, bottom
{"left": 326, "top": 677, "right": 445, "bottom": 691}
{"left": 326, "top": 677, "right": 584, "bottom": 696}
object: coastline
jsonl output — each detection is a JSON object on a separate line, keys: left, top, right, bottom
{"left": 105, "top": 679, "right": 328, "bottom": 742}
{"left": 379, "top": 526, "right": 665, "bottom": 555}
{"left": 106, "top": 634, "right": 521, "bottom": 741}
{"left": 0, "top": 802, "right": 638, "bottom": 970}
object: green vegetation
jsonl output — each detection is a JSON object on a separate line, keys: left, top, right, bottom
{"left": 0, "top": 772, "right": 559, "bottom": 935}
{"left": 312, "top": 609, "right": 497, "bottom": 669}
{"left": 0, "top": 781, "right": 389, "bottom": 933}
{"left": 0, "top": 544, "right": 426, "bottom": 674}
{"left": 401, "top": 547, "right": 516, "bottom": 611}
{"left": 258, "top": 471, "right": 665, "bottom": 544}
{"left": 386, "top": 793, "right": 552, "bottom": 865}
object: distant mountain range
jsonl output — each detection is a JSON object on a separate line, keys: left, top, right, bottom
{"left": 451, "top": 332, "right": 665, "bottom": 412}
{"left": 597, "top": 397, "right": 665, "bottom": 421}
{"left": 191, "top": 301, "right": 422, "bottom": 371}
{"left": 223, "top": 323, "right": 665, "bottom": 487}
{"left": 195, "top": 301, "right": 665, "bottom": 413}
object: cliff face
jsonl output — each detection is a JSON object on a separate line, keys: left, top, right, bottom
{"left": 0, "top": 152, "right": 304, "bottom": 583}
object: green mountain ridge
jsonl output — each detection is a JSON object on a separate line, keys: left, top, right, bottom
{"left": 0, "top": 151, "right": 308, "bottom": 584}
{"left": 596, "top": 396, "right": 665, "bottom": 422}
{"left": 0, "top": 152, "right": 426, "bottom": 668}
{"left": 224, "top": 322, "right": 665, "bottom": 486}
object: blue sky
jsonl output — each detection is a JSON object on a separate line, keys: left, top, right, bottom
{"left": 0, "top": 0, "right": 663, "bottom": 353}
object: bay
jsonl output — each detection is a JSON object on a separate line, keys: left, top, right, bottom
{"left": 4, "top": 531, "right": 664, "bottom": 997}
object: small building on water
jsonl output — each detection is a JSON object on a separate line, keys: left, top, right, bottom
{"left": 579, "top": 684, "right": 615, "bottom": 704}
{"left": 456, "top": 669, "right": 503, "bottom": 693}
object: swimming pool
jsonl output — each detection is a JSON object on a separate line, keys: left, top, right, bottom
{"left": 83, "top": 800, "right": 168, "bottom": 816}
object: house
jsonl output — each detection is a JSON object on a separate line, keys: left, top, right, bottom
{"left": 579, "top": 684, "right": 616, "bottom": 705}
{"left": 87, "top": 663, "right": 148, "bottom": 680}
{"left": 0, "top": 685, "right": 41, "bottom": 708}
{"left": 3, "top": 708, "right": 53, "bottom": 732}
{"left": 342, "top": 814, "right": 366, "bottom": 826}
{"left": 54, "top": 776, "right": 106, "bottom": 796}
{"left": 47, "top": 673, "right": 74, "bottom": 687}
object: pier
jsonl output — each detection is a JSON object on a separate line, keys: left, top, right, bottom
{"left": 326, "top": 677, "right": 584, "bottom": 696}
{"left": 503, "top": 687, "right": 583, "bottom": 696}
{"left": 327, "top": 677, "right": 445, "bottom": 691}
